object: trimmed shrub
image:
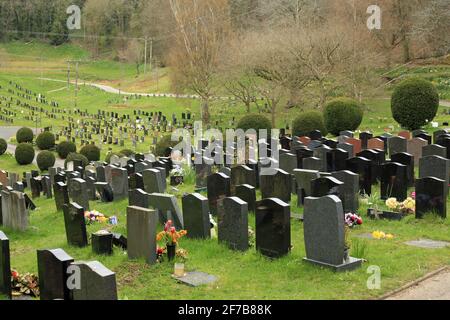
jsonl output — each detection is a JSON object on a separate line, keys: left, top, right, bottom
{"left": 391, "top": 78, "right": 440, "bottom": 130}
{"left": 120, "top": 149, "right": 135, "bottom": 157}
{"left": 64, "top": 152, "right": 89, "bottom": 169}
{"left": 36, "top": 151, "right": 56, "bottom": 171}
{"left": 292, "top": 111, "right": 328, "bottom": 137}
{"left": 155, "top": 135, "right": 181, "bottom": 157}
{"left": 237, "top": 114, "right": 272, "bottom": 133}
{"left": 36, "top": 131, "right": 56, "bottom": 150}
{"left": 323, "top": 98, "right": 364, "bottom": 136}
{"left": 56, "top": 141, "right": 77, "bottom": 159}
{"left": 0, "top": 138, "right": 7, "bottom": 155}
{"left": 15, "top": 143, "right": 35, "bottom": 165}
{"left": 80, "top": 144, "right": 101, "bottom": 162}
{"left": 16, "top": 127, "right": 34, "bottom": 144}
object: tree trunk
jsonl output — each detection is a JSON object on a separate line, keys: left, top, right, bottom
{"left": 202, "top": 99, "right": 210, "bottom": 124}
{"left": 271, "top": 100, "right": 276, "bottom": 128}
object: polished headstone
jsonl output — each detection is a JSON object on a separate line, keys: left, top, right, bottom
{"left": 303, "top": 196, "right": 362, "bottom": 271}
{"left": 37, "top": 249, "right": 74, "bottom": 300}
{"left": 182, "top": 193, "right": 211, "bottom": 239}
{"left": 218, "top": 197, "right": 248, "bottom": 251}
{"left": 62, "top": 202, "right": 88, "bottom": 247}
{"left": 255, "top": 198, "right": 291, "bottom": 258}
{"left": 127, "top": 206, "right": 158, "bottom": 264}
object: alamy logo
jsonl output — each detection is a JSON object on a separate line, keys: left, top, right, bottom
{"left": 66, "top": 265, "right": 81, "bottom": 290}
{"left": 67, "top": 5, "right": 81, "bottom": 30}
{"left": 367, "top": 5, "right": 382, "bottom": 30}
{"left": 367, "top": 265, "right": 381, "bottom": 290}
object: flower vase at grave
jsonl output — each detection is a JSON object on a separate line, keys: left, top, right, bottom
{"left": 167, "top": 244, "right": 176, "bottom": 261}
{"left": 174, "top": 263, "right": 185, "bottom": 277}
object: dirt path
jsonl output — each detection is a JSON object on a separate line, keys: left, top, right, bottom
{"left": 385, "top": 268, "right": 450, "bottom": 300}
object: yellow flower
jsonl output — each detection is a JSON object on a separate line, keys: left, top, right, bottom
{"left": 372, "top": 230, "right": 385, "bottom": 240}
{"left": 385, "top": 234, "right": 394, "bottom": 240}
{"left": 386, "top": 198, "right": 398, "bottom": 210}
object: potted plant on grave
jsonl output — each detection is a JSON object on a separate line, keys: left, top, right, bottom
{"left": 174, "top": 248, "right": 189, "bottom": 277}
{"left": 170, "top": 167, "right": 185, "bottom": 186}
{"left": 156, "top": 220, "right": 187, "bottom": 261}
{"left": 344, "top": 213, "right": 363, "bottom": 262}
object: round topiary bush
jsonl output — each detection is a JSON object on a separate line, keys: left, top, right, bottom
{"left": 16, "top": 127, "right": 34, "bottom": 144}
{"left": 15, "top": 143, "right": 35, "bottom": 165}
{"left": 56, "top": 141, "right": 77, "bottom": 159}
{"left": 80, "top": 144, "right": 101, "bottom": 162}
{"left": 36, "top": 151, "right": 56, "bottom": 171}
{"left": 292, "top": 111, "right": 328, "bottom": 137}
{"left": 237, "top": 114, "right": 272, "bottom": 133}
{"left": 64, "top": 152, "right": 89, "bottom": 169}
{"left": 323, "top": 98, "right": 364, "bottom": 136}
{"left": 120, "top": 149, "right": 135, "bottom": 157}
{"left": 155, "top": 135, "right": 182, "bottom": 157}
{"left": 36, "top": 131, "right": 56, "bottom": 150}
{"left": 0, "top": 138, "right": 7, "bottom": 155}
{"left": 391, "top": 78, "right": 440, "bottom": 130}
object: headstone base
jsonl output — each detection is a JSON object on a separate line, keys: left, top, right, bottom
{"left": 303, "top": 257, "right": 362, "bottom": 272}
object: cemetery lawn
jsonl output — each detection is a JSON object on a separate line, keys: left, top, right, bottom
{"left": 1, "top": 190, "right": 450, "bottom": 300}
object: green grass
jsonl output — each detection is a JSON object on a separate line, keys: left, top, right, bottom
{"left": 1, "top": 187, "right": 449, "bottom": 300}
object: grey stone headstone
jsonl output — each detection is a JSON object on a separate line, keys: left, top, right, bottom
{"left": 207, "top": 172, "right": 231, "bottom": 216}
{"left": 182, "top": 193, "right": 211, "bottom": 239}
{"left": 419, "top": 155, "right": 450, "bottom": 186}
{"left": 142, "top": 169, "right": 165, "bottom": 194}
{"left": 37, "top": 249, "right": 74, "bottom": 300}
{"left": 110, "top": 167, "right": 128, "bottom": 200}
{"left": 173, "top": 271, "right": 217, "bottom": 287}
{"left": 255, "top": 198, "right": 291, "bottom": 258}
{"left": 260, "top": 169, "right": 291, "bottom": 203}
{"left": 388, "top": 136, "right": 407, "bottom": 156}
{"left": 302, "top": 157, "right": 322, "bottom": 171}
{"left": 303, "top": 196, "right": 362, "bottom": 272}
{"left": 53, "top": 182, "right": 69, "bottom": 212}
{"left": 422, "top": 144, "right": 447, "bottom": 158}
{"left": 148, "top": 193, "right": 184, "bottom": 229}
{"left": 0, "top": 231, "right": 11, "bottom": 299}
{"left": 293, "top": 169, "right": 320, "bottom": 206}
{"left": 235, "top": 184, "right": 256, "bottom": 212}
{"left": 231, "top": 165, "right": 256, "bottom": 190}
{"left": 127, "top": 206, "right": 158, "bottom": 265}
{"left": 331, "top": 170, "right": 359, "bottom": 212}
{"left": 415, "top": 177, "right": 447, "bottom": 219}
{"left": 68, "top": 178, "right": 90, "bottom": 211}
{"left": 128, "top": 188, "right": 149, "bottom": 208}
{"left": 218, "top": 197, "right": 248, "bottom": 251}
{"left": 62, "top": 202, "right": 88, "bottom": 247}
{"left": 70, "top": 261, "right": 117, "bottom": 300}
{"left": 313, "top": 145, "right": 332, "bottom": 172}
{"left": 7, "top": 191, "right": 28, "bottom": 231}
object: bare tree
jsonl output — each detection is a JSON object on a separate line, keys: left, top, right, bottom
{"left": 412, "top": 0, "right": 450, "bottom": 58}
{"left": 168, "top": 0, "right": 231, "bottom": 124}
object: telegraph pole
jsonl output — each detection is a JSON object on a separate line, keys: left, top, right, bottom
{"left": 67, "top": 61, "right": 71, "bottom": 90}
{"left": 75, "top": 61, "right": 79, "bottom": 108}
{"left": 149, "top": 38, "right": 153, "bottom": 72}
{"left": 144, "top": 37, "right": 148, "bottom": 75}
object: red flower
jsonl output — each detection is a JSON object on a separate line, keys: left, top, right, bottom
{"left": 170, "top": 227, "right": 176, "bottom": 234}
{"left": 11, "top": 270, "right": 19, "bottom": 279}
